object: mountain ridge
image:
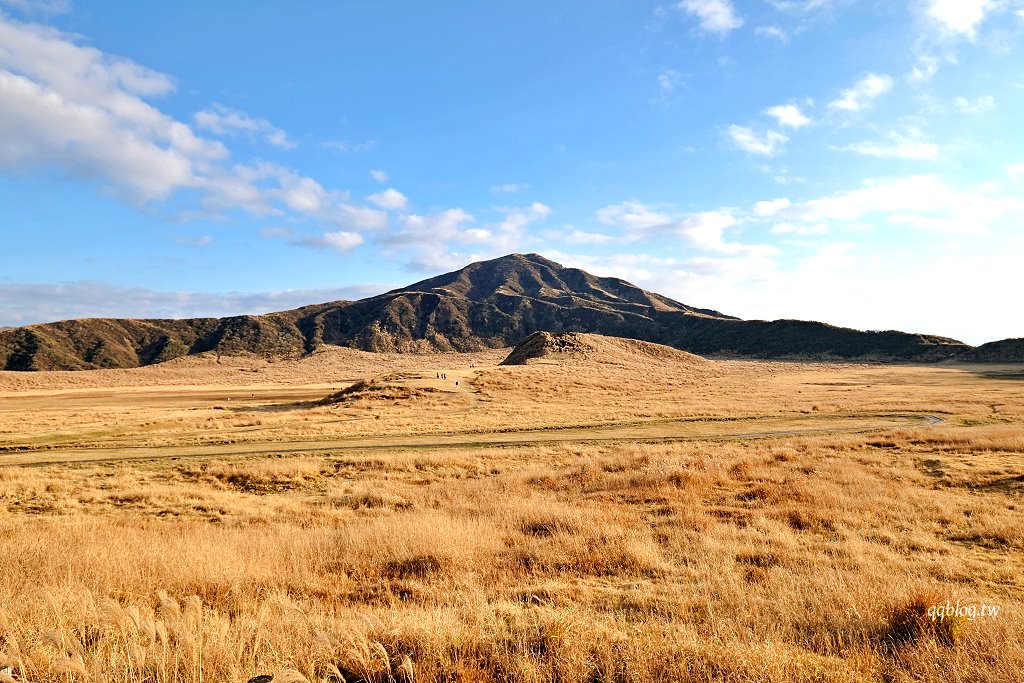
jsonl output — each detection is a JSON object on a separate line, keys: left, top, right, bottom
{"left": 0, "top": 253, "right": 1010, "bottom": 371}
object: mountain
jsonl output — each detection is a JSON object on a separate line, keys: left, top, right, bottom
{"left": 300, "top": 253, "right": 732, "bottom": 354}
{"left": 0, "top": 253, "right": 983, "bottom": 371}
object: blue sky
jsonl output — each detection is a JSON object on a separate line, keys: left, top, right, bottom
{"left": 1, "top": 0, "right": 1022, "bottom": 344}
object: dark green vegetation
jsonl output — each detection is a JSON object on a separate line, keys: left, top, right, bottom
{"left": 963, "top": 338, "right": 1024, "bottom": 363}
{"left": 0, "top": 253, "right": 1005, "bottom": 370}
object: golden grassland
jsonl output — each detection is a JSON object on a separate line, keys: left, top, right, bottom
{"left": 0, "top": 340, "right": 1022, "bottom": 682}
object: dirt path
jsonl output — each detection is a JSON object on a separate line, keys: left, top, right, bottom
{"left": 0, "top": 412, "right": 941, "bottom": 467}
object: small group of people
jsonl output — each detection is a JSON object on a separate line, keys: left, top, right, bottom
{"left": 436, "top": 372, "right": 447, "bottom": 379}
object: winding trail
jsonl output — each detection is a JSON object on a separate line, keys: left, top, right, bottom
{"left": 0, "top": 412, "right": 943, "bottom": 467}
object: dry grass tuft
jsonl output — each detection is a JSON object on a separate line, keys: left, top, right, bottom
{"left": 885, "top": 592, "right": 968, "bottom": 648}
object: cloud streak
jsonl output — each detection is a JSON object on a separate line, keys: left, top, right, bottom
{"left": 0, "top": 16, "right": 222, "bottom": 201}
{"left": 726, "top": 125, "right": 788, "bottom": 156}
{"left": 194, "top": 103, "right": 295, "bottom": 149}
{"left": 596, "top": 201, "right": 777, "bottom": 256}
{"left": 678, "top": 0, "right": 743, "bottom": 34}
{"left": 924, "top": 0, "right": 998, "bottom": 38}
{"left": 832, "top": 132, "right": 939, "bottom": 160}
{"left": 763, "top": 104, "right": 811, "bottom": 129}
{"left": 0, "top": 13, "right": 396, "bottom": 244}
{"left": 828, "top": 73, "right": 893, "bottom": 112}
{"left": 759, "top": 175, "right": 1023, "bottom": 235}
{"left": 0, "top": 281, "right": 391, "bottom": 327}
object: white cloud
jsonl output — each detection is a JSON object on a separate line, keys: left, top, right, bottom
{"left": 654, "top": 69, "right": 684, "bottom": 100}
{"left": 218, "top": 162, "right": 324, "bottom": 214}
{"left": 886, "top": 214, "right": 976, "bottom": 234}
{"left": 763, "top": 104, "right": 811, "bottom": 128}
{"left": 369, "top": 169, "right": 389, "bottom": 183}
{"left": 770, "top": 222, "right": 828, "bottom": 235}
{"left": 833, "top": 132, "right": 939, "bottom": 160}
{"left": 276, "top": 172, "right": 328, "bottom": 214}
{"left": 0, "top": 0, "right": 71, "bottom": 15}
{"left": 336, "top": 203, "right": 389, "bottom": 231}
{"left": 755, "top": 25, "right": 788, "bottom": 41}
{"left": 907, "top": 55, "right": 941, "bottom": 82}
{"left": 205, "top": 161, "right": 388, "bottom": 232}
{"left": 538, "top": 251, "right": 683, "bottom": 296}
{"left": 725, "top": 125, "right": 788, "bottom": 156}
{"left": 910, "top": 3, "right": 1002, "bottom": 82}
{"left": 678, "top": 0, "right": 743, "bottom": 34}
{"left": 0, "top": 16, "right": 226, "bottom": 202}
{"left": 489, "top": 202, "right": 552, "bottom": 252}
{"left": 778, "top": 176, "right": 943, "bottom": 223}
{"left": 676, "top": 211, "right": 747, "bottom": 253}
{"left": 652, "top": 69, "right": 685, "bottom": 104}
{"left": 320, "top": 231, "right": 364, "bottom": 253}
{"left": 955, "top": 95, "right": 995, "bottom": 113}
{"left": 1008, "top": 163, "right": 1024, "bottom": 178}
{"left": 262, "top": 227, "right": 366, "bottom": 253}
{"left": 658, "top": 69, "right": 682, "bottom": 92}
{"left": 459, "top": 228, "right": 492, "bottom": 243}
{"left": 797, "top": 241, "right": 857, "bottom": 272}
{"left": 924, "top": 0, "right": 998, "bottom": 38}
{"left": 828, "top": 73, "right": 893, "bottom": 112}
{"left": 768, "top": 175, "right": 1023, "bottom": 235}
{"left": 262, "top": 226, "right": 365, "bottom": 254}
{"left": 754, "top": 197, "right": 792, "bottom": 217}
{"left": 498, "top": 202, "right": 551, "bottom": 232}
{"left": 596, "top": 201, "right": 775, "bottom": 256}
{"left": 490, "top": 183, "right": 528, "bottom": 194}
{"left": 401, "top": 250, "right": 478, "bottom": 274}
{"left": 366, "top": 188, "right": 408, "bottom": 211}
{"left": 0, "top": 69, "right": 199, "bottom": 201}
{"left": 392, "top": 209, "right": 476, "bottom": 246}
{"left": 384, "top": 203, "right": 548, "bottom": 273}
{"left": 542, "top": 249, "right": 782, "bottom": 324}
{"left": 559, "top": 229, "right": 615, "bottom": 245}
{"left": 194, "top": 103, "right": 295, "bottom": 149}
{"left": 0, "top": 14, "right": 390, "bottom": 240}
{"left": 321, "top": 139, "right": 376, "bottom": 154}
{"left": 597, "top": 201, "right": 672, "bottom": 231}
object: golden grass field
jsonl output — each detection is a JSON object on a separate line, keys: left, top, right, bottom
{"left": 0, "top": 336, "right": 1022, "bottom": 682}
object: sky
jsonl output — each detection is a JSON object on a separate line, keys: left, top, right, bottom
{"left": 1, "top": 0, "right": 1022, "bottom": 345}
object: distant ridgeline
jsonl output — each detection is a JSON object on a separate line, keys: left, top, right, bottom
{"left": 0, "top": 253, "right": 1011, "bottom": 371}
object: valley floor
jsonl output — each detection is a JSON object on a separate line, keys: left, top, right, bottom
{"left": 0, "top": 345, "right": 1022, "bottom": 682}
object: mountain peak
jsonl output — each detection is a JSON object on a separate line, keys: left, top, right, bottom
{"left": 393, "top": 252, "right": 712, "bottom": 316}
{"left": 511, "top": 252, "right": 565, "bottom": 268}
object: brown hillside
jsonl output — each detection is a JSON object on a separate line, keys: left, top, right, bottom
{"left": 963, "top": 338, "right": 1024, "bottom": 362}
{"left": 501, "top": 331, "right": 709, "bottom": 368}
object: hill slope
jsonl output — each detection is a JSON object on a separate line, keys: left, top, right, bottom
{"left": 501, "top": 331, "right": 708, "bottom": 368}
{"left": 0, "top": 253, "right": 979, "bottom": 370}
{"left": 961, "top": 338, "right": 1024, "bottom": 363}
